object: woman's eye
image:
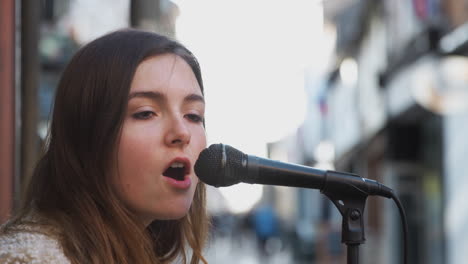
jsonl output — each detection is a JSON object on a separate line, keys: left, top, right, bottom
{"left": 186, "top": 114, "right": 204, "bottom": 123}
{"left": 132, "top": 111, "right": 155, "bottom": 120}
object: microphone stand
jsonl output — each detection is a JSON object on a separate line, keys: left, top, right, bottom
{"left": 321, "top": 171, "right": 369, "bottom": 264}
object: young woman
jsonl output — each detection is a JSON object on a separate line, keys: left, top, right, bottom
{"left": 0, "top": 29, "right": 209, "bottom": 264}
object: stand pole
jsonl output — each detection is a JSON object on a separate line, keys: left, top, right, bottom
{"left": 347, "top": 244, "right": 359, "bottom": 264}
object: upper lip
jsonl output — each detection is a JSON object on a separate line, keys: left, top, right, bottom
{"left": 164, "top": 157, "right": 191, "bottom": 175}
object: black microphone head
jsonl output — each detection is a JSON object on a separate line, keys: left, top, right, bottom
{"left": 195, "top": 144, "right": 247, "bottom": 187}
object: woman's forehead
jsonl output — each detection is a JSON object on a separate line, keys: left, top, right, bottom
{"left": 130, "top": 54, "right": 202, "bottom": 96}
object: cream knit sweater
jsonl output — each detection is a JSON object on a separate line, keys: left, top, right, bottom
{"left": 0, "top": 224, "right": 71, "bottom": 264}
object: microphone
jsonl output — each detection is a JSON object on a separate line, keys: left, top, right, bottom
{"left": 195, "top": 143, "right": 393, "bottom": 198}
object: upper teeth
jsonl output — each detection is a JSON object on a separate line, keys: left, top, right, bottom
{"left": 170, "top": 162, "right": 185, "bottom": 168}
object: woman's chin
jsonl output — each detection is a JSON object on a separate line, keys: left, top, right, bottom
{"left": 145, "top": 207, "right": 192, "bottom": 222}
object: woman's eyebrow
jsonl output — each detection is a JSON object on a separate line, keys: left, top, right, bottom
{"left": 128, "top": 91, "right": 204, "bottom": 104}
{"left": 128, "top": 91, "right": 164, "bottom": 102}
{"left": 184, "top": 94, "right": 205, "bottom": 104}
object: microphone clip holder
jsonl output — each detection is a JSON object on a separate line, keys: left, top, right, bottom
{"left": 321, "top": 170, "right": 369, "bottom": 264}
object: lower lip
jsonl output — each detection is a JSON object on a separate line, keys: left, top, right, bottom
{"left": 163, "top": 175, "right": 192, "bottom": 189}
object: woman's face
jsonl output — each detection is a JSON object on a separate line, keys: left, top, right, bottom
{"left": 114, "top": 54, "right": 206, "bottom": 225}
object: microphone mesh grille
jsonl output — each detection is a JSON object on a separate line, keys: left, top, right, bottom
{"left": 195, "top": 144, "right": 222, "bottom": 185}
{"left": 224, "top": 144, "right": 245, "bottom": 177}
{"left": 195, "top": 144, "right": 246, "bottom": 187}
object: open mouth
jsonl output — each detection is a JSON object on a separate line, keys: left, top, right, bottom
{"left": 163, "top": 161, "right": 189, "bottom": 181}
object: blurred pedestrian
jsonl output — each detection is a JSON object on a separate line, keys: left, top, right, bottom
{"left": 252, "top": 204, "right": 280, "bottom": 255}
{"left": 0, "top": 29, "right": 209, "bottom": 264}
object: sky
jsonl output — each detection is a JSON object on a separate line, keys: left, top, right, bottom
{"left": 175, "top": 0, "right": 326, "bottom": 213}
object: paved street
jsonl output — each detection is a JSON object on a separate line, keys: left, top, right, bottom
{"left": 204, "top": 232, "right": 293, "bottom": 264}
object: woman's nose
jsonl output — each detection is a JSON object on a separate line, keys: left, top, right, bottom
{"left": 164, "top": 117, "right": 191, "bottom": 147}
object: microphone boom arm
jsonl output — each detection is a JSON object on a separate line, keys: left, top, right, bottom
{"left": 247, "top": 155, "right": 392, "bottom": 264}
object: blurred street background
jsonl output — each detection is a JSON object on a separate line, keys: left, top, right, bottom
{"left": 2, "top": 0, "right": 468, "bottom": 263}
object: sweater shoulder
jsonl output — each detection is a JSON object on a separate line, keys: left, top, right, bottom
{"left": 0, "top": 226, "right": 71, "bottom": 264}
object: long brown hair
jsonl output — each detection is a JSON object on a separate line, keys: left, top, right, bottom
{"left": 7, "top": 29, "right": 209, "bottom": 264}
